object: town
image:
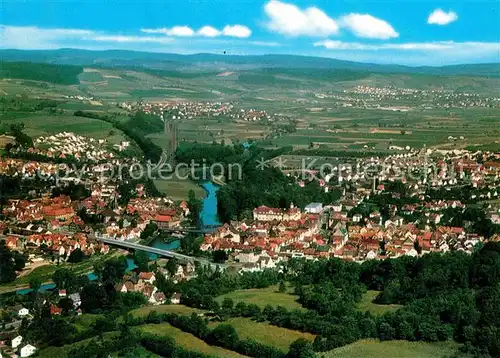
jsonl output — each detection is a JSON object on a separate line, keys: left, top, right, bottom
{"left": 1, "top": 118, "right": 500, "bottom": 356}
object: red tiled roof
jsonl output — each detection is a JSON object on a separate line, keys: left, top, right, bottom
{"left": 154, "top": 215, "right": 171, "bottom": 222}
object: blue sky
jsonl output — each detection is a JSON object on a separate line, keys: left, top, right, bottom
{"left": 1, "top": 0, "right": 499, "bottom": 65}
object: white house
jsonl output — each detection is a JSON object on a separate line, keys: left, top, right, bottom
{"left": 170, "top": 292, "right": 182, "bottom": 304}
{"left": 12, "top": 336, "right": 23, "bottom": 349}
{"left": 69, "top": 293, "right": 81, "bottom": 308}
{"left": 352, "top": 214, "right": 363, "bottom": 223}
{"left": 18, "top": 307, "right": 29, "bottom": 317}
{"left": 12, "top": 306, "right": 29, "bottom": 318}
{"left": 20, "top": 344, "right": 37, "bottom": 357}
{"left": 305, "top": 202, "right": 323, "bottom": 214}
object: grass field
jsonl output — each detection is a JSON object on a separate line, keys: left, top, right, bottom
{"left": 209, "top": 317, "right": 315, "bottom": 351}
{"left": 37, "top": 332, "right": 118, "bottom": 358}
{"left": 357, "top": 291, "right": 403, "bottom": 315}
{"left": 139, "top": 323, "right": 246, "bottom": 357}
{"left": 129, "top": 304, "right": 201, "bottom": 318}
{"left": 71, "top": 314, "right": 104, "bottom": 333}
{"left": 216, "top": 284, "right": 305, "bottom": 311}
{"left": 321, "top": 339, "right": 469, "bottom": 358}
{"left": 153, "top": 178, "right": 206, "bottom": 201}
{"left": 0, "top": 253, "right": 116, "bottom": 293}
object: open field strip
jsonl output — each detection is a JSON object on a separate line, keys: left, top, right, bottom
{"left": 216, "top": 284, "right": 305, "bottom": 311}
{"left": 208, "top": 317, "right": 315, "bottom": 351}
{"left": 139, "top": 323, "right": 247, "bottom": 357}
{"left": 321, "top": 339, "right": 469, "bottom": 358}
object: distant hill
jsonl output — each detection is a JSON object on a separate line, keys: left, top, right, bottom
{"left": 0, "top": 61, "right": 83, "bottom": 85}
{"left": 1, "top": 48, "right": 499, "bottom": 77}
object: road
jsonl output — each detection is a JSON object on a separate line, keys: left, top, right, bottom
{"left": 91, "top": 234, "right": 226, "bottom": 269}
{"left": 160, "top": 227, "right": 217, "bottom": 234}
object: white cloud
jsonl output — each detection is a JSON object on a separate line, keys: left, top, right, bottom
{"left": 340, "top": 14, "right": 399, "bottom": 39}
{"left": 0, "top": 25, "right": 94, "bottom": 49}
{"left": 263, "top": 0, "right": 339, "bottom": 37}
{"left": 314, "top": 40, "right": 500, "bottom": 65}
{"left": 197, "top": 26, "right": 221, "bottom": 37}
{"left": 222, "top": 25, "right": 252, "bottom": 38}
{"left": 314, "top": 40, "right": 499, "bottom": 53}
{"left": 248, "top": 40, "right": 282, "bottom": 47}
{"left": 90, "top": 35, "right": 175, "bottom": 44}
{"left": 142, "top": 24, "right": 251, "bottom": 38}
{"left": 428, "top": 9, "right": 458, "bottom": 25}
{"left": 141, "top": 26, "right": 195, "bottom": 37}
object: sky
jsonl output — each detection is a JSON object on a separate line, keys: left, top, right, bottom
{"left": 1, "top": 0, "right": 499, "bottom": 66}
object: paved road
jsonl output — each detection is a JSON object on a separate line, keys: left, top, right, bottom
{"left": 91, "top": 235, "right": 226, "bottom": 269}
{"left": 160, "top": 227, "right": 217, "bottom": 234}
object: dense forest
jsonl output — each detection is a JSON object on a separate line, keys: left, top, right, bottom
{"left": 0, "top": 61, "right": 83, "bottom": 85}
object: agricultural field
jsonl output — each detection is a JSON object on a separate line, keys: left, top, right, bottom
{"left": 208, "top": 317, "right": 315, "bottom": 351}
{"left": 216, "top": 284, "right": 305, "bottom": 311}
{"left": 322, "top": 339, "right": 470, "bottom": 358}
{"left": 2, "top": 61, "right": 500, "bottom": 154}
{"left": 356, "top": 291, "right": 403, "bottom": 315}
{"left": 1, "top": 114, "right": 116, "bottom": 138}
{"left": 139, "top": 323, "right": 246, "bottom": 358}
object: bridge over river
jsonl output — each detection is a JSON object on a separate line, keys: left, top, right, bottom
{"left": 91, "top": 235, "right": 227, "bottom": 269}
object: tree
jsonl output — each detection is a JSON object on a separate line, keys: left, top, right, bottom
{"left": 67, "top": 248, "right": 86, "bottom": 263}
{"left": 222, "top": 298, "right": 234, "bottom": 312}
{"left": 401, "top": 130, "right": 406, "bottom": 135}
{"left": 29, "top": 277, "right": 42, "bottom": 293}
{"left": 207, "top": 324, "right": 239, "bottom": 349}
{"left": 287, "top": 338, "right": 316, "bottom": 358}
{"left": 187, "top": 189, "right": 202, "bottom": 228}
{"left": 101, "top": 257, "right": 128, "bottom": 284}
{"left": 213, "top": 250, "right": 228, "bottom": 263}
{"left": 154, "top": 272, "right": 176, "bottom": 297}
{"left": 80, "top": 282, "right": 107, "bottom": 313}
{"left": 0, "top": 240, "right": 17, "bottom": 283}
{"left": 140, "top": 223, "right": 157, "bottom": 241}
{"left": 13, "top": 253, "right": 26, "bottom": 271}
{"left": 166, "top": 258, "right": 179, "bottom": 277}
{"left": 53, "top": 268, "right": 77, "bottom": 292}
{"left": 134, "top": 250, "right": 150, "bottom": 272}
{"left": 58, "top": 297, "right": 74, "bottom": 315}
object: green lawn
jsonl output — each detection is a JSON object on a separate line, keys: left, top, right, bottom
{"left": 130, "top": 304, "right": 201, "bottom": 318}
{"left": 209, "top": 317, "right": 315, "bottom": 351}
{"left": 139, "top": 323, "right": 246, "bottom": 357}
{"left": 153, "top": 178, "right": 206, "bottom": 201}
{"left": 357, "top": 291, "right": 403, "bottom": 315}
{"left": 321, "top": 339, "right": 469, "bottom": 358}
{"left": 216, "top": 284, "right": 305, "bottom": 311}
